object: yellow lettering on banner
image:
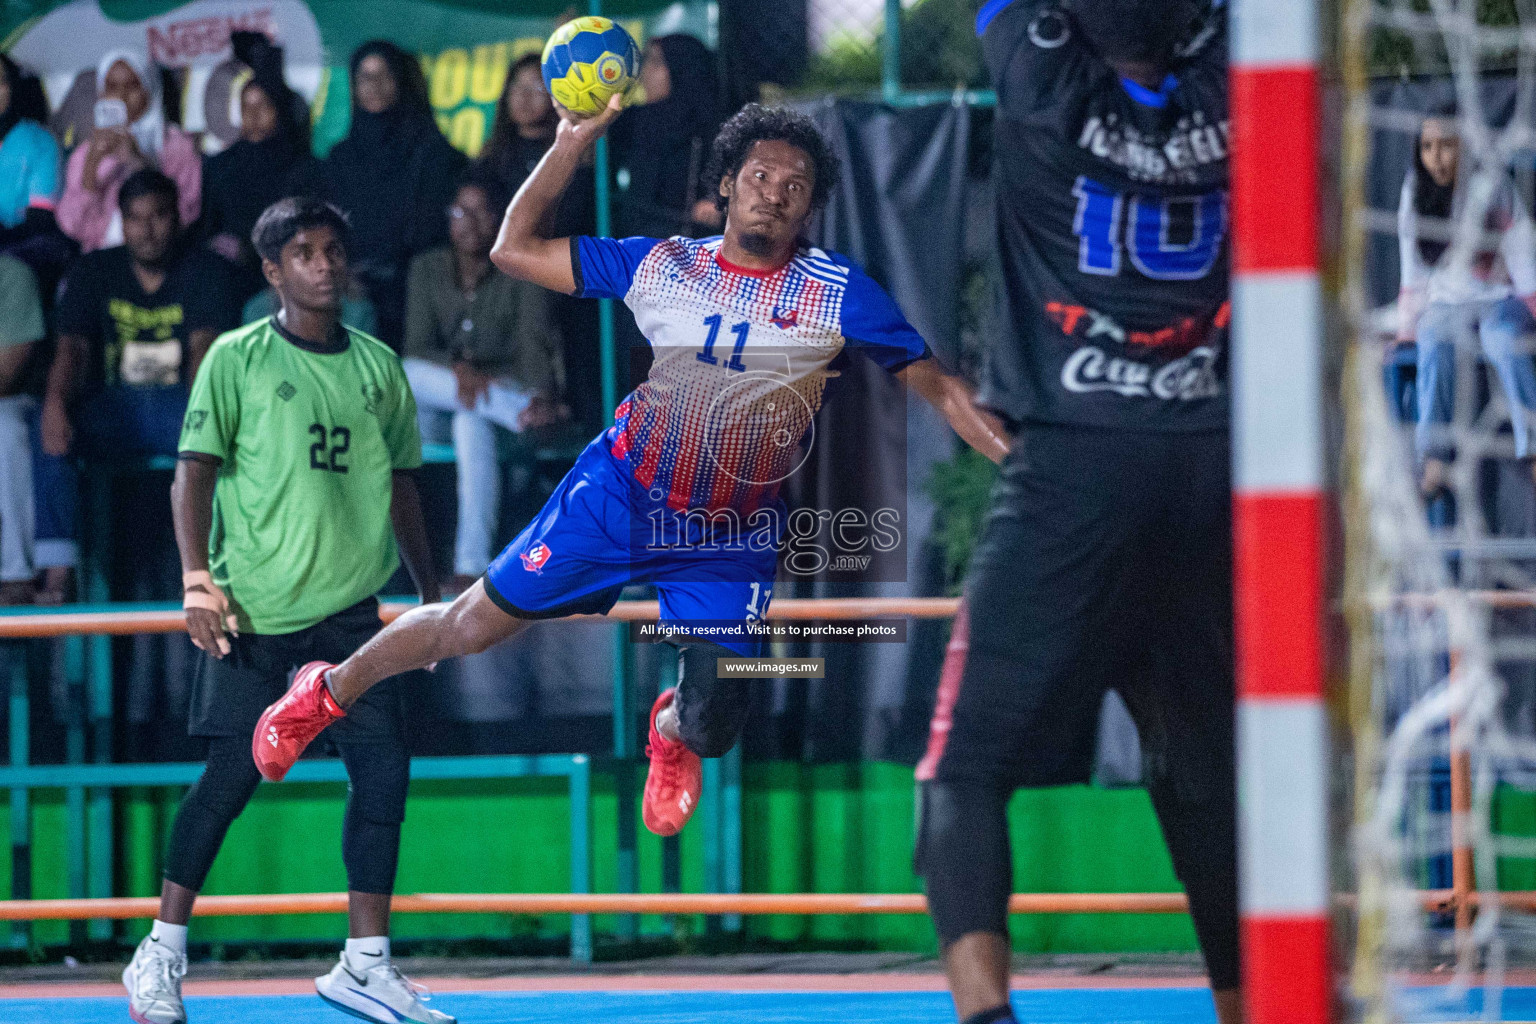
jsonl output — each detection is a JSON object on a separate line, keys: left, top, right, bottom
{"left": 448, "top": 107, "right": 485, "bottom": 157}
{"left": 436, "top": 112, "right": 453, "bottom": 138}
{"left": 431, "top": 47, "right": 469, "bottom": 109}
{"left": 469, "top": 43, "right": 511, "bottom": 104}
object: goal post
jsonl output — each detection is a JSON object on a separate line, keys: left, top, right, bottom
{"left": 1230, "top": 1, "right": 1332, "bottom": 1022}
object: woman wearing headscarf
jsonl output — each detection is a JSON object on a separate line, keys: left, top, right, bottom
{"left": 202, "top": 33, "right": 316, "bottom": 303}
{"left": 1398, "top": 105, "right": 1536, "bottom": 515}
{"left": 0, "top": 53, "right": 62, "bottom": 251}
{"left": 312, "top": 40, "right": 466, "bottom": 347}
{"left": 608, "top": 34, "right": 725, "bottom": 238}
{"left": 476, "top": 52, "right": 594, "bottom": 238}
{"left": 57, "top": 49, "right": 200, "bottom": 253}
{"left": 474, "top": 51, "right": 600, "bottom": 429}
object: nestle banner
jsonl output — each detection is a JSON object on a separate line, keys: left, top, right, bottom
{"left": 2, "top": 0, "right": 711, "bottom": 156}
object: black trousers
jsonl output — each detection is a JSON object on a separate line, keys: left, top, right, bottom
{"left": 165, "top": 600, "right": 410, "bottom": 895}
{"left": 669, "top": 638, "right": 750, "bottom": 758}
{"left": 163, "top": 736, "right": 408, "bottom": 895}
{"left": 914, "top": 424, "right": 1238, "bottom": 991}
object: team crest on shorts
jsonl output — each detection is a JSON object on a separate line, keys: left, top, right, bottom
{"left": 520, "top": 542, "right": 552, "bottom": 574}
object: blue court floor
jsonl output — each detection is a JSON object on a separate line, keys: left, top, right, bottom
{"left": 11, "top": 986, "right": 1536, "bottom": 1023}
{"left": 7, "top": 989, "right": 1221, "bottom": 1024}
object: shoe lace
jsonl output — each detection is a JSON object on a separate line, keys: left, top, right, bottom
{"left": 139, "top": 948, "right": 186, "bottom": 1001}
{"left": 381, "top": 963, "right": 434, "bottom": 1004}
{"left": 645, "top": 739, "right": 686, "bottom": 794}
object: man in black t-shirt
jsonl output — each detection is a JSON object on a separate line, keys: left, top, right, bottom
{"left": 33, "top": 168, "right": 233, "bottom": 595}
{"left": 913, "top": 4, "right": 1238, "bottom": 1023}
{"left": 42, "top": 168, "right": 234, "bottom": 461}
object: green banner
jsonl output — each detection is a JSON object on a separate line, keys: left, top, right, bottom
{"left": 2, "top": 0, "right": 712, "bottom": 156}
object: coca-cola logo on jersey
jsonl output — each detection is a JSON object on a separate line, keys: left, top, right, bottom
{"left": 1061, "top": 345, "right": 1221, "bottom": 402}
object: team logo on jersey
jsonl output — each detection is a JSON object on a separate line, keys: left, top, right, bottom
{"left": 276, "top": 381, "right": 296, "bottom": 402}
{"left": 361, "top": 383, "right": 383, "bottom": 414}
{"left": 771, "top": 307, "right": 799, "bottom": 330}
{"left": 520, "top": 542, "right": 552, "bottom": 574}
{"left": 184, "top": 409, "right": 208, "bottom": 433}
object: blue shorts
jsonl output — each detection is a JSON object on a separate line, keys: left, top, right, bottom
{"left": 482, "top": 436, "right": 780, "bottom": 656}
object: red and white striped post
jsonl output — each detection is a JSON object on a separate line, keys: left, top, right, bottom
{"left": 1230, "top": 1, "right": 1331, "bottom": 1023}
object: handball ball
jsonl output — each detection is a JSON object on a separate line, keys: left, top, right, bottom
{"left": 541, "top": 16, "right": 640, "bottom": 116}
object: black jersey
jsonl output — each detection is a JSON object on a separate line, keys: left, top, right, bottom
{"left": 978, "top": 0, "right": 1229, "bottom": 432}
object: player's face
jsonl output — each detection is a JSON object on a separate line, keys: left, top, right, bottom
{"left": 123, "top": 193, "right": 177, "bottom": 266}
{"left": 102, "top": 60, "right": 150, "bottom": 124}
{"left": 1420, "top": 117, "right": 1459, "bottom": 188}
{"left": 271, "top": 225, "right": 347, "bottom": 313}
{"left": 449, "top": 184, "right": 499, "bottom": 256}
{"left": 722, "top": 140, "right": 816, "bottom": 257}
{"left": 240, "top": 82, "right": 279, "bottom": 145}
{"left": 353, "top": 55, "right": 398, "bottom": 116}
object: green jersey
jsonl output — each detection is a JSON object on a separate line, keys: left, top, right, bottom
{"left": 179, "top": 317, "right": 422, "bottom": 635}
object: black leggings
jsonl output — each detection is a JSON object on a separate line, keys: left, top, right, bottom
{"left": 916, "top": 779, "right": 1239, "bottom": 992}
{"left": 669, "top": 639, "right": 749, "bottom": 758}
{"left": 163, "top": 736, "right": 410, "bottom": 895}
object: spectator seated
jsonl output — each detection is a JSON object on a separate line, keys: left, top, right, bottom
{"left": 57, "top": 49, "right": 200, "bottom": 255}
{"left": 33, "top": 169, "right": 234, "bottom": 601}
{"left": 0, "top": 253, "right": 45, "bottom": 604}
{"left": 403, "top": 174, "right": 568, "bottom": 589}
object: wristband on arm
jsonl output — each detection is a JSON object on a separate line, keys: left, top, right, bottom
{"left": 182, "top": 570, "right": 240, "bottom": 635}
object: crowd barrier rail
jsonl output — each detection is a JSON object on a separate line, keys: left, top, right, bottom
{"left": 0, "top": 891, "right": 1192, "bottom": 920}
{"left": 4, "top": 594, "right": 1521, "bottom": 962}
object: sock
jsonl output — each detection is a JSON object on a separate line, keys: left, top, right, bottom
{"left": 960, "top": 1006, "right": 1016, "bottom": 1024}
{"left": 345, "top": 935, "right": 390, "bottom": 967}
{"left": 148, "top": 920, "right": 188, "bottom": 955}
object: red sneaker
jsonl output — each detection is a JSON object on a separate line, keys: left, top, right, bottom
{"left": 642, "top": 687, "right": 702, "bottom": 837}
{"left": 253, "top": 661, "right": 345, "bottom": 781}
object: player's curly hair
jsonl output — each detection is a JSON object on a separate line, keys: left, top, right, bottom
{"left": 705, "top": 103, "right": 840, "bottom": 215}
{"left": 1067, "top": 0, "right": 1203, "bottom": 64}
{"left": 251, "top": 197, "right": 351, "bottom": 264}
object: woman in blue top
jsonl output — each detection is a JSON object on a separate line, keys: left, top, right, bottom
{"left": 0, "top": 54, "right": 61, "bottom": 250}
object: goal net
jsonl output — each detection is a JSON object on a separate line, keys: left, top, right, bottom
{"left": 1343, "top": 0, "right": 1536, "bottom": 1020}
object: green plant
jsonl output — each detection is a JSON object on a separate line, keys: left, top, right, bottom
{"left": 901, "top": 0, "right": 986, "bottom": 89}
{"left": 927, "top": 444, "right": 999, "bottom": 596}
{"left": 1369, "top": 0, "right": 1521, "bottom": 75}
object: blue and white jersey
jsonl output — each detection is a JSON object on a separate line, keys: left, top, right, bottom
{"left": 573, "top": 234, "right": 930, "bottom": 512}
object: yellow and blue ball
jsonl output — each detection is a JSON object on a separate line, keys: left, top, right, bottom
{"left": 541, "top": 17, "right": 640, "bottom": 116}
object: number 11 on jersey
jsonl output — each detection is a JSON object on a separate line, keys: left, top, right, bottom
{"left": 698, "top": 314, "right": 750, "bottom": 372}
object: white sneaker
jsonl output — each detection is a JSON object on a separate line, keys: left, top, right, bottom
{"left": 315, "top": 953, "right": 455, "bottom": 1024}
{"left": 123, "top": 934, "right": 188, "bottom": 1024}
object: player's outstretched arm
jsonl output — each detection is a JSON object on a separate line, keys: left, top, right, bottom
{"left": 897, "top": 358, "right": 1010, "bottom": 464}
{"left": 490, "top": 93, "right": 625, "bottom": 295}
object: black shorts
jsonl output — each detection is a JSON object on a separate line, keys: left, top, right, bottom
{"left": 920, "top": 424, "right": 1234, "bottom": 804}
{"left": 188, "top": 596, "right": 404, "bottom": 743}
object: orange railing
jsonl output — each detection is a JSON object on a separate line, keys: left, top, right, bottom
{"left": 4, "top": 595, "right": 1525, "bottom": 941}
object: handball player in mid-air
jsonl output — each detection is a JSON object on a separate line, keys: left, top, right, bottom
{"left": 253, "top": 96, "right": 1007, "bottom": 839}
